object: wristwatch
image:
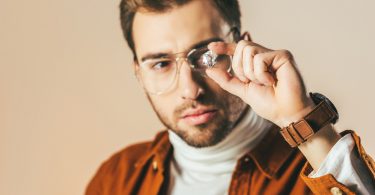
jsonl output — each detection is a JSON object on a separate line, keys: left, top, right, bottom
{"left": 279, "top": 92, "right": 339, "bottom": 147}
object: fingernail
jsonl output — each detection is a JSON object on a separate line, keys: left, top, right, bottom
{"left": 208, "top": 42, "right": 218, "bottom": 47}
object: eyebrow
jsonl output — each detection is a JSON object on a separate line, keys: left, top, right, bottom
{"left": 140, "top": 37, "right": 224, "bottom": 62}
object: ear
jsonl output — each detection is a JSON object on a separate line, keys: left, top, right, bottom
{"left": 241, "top": 31, "right": 252, "bottom": 42}
{"left": 132, "top": 59, "right": 141, "bottom": 81}
{"left": 132, "top": 60, "right": 149, "bottom": 93}
{"left": 133, "top": 60, "right": 139, "bottom": 72}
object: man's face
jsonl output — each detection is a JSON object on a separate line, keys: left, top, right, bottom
{"left": 132, "top": 0, "right": 247, "bottom": 147}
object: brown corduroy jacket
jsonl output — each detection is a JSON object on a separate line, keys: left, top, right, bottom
{"left": 86, "top": 124, "right": 375, "bottom": 195}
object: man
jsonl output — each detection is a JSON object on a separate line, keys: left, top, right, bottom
{"left": 86, "top": 0, "right": 375, "bottom": 194}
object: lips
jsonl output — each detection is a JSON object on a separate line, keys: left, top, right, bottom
{"left": 180, "top": 108, "right": 217, "bottom": 126}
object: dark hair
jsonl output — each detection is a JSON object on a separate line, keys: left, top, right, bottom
{"left": 119, "top": 0, "right": 241, "bottom": 59}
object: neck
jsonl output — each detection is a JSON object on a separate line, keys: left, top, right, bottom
{"left": 168, "top": 108, "right": 272, "bottom": 176}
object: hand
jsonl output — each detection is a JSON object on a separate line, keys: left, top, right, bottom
{"left": 206, "top": 40, "right": 316, "bottom": 127}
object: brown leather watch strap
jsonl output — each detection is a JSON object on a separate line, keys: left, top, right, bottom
{"left": 280, "top": 100, "right": 338, "bottom": 147}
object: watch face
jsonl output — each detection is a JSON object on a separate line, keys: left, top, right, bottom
{"left": 310, "top": 92, "right": 339, "bottom": 124}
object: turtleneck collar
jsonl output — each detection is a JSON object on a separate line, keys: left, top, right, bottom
{"left": 168, "top": 108, "right": 272, "bottom": 182}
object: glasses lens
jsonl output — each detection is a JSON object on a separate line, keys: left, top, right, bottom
{"left": 139, "top": 58, "right": 178, "bottom": 94}
{"left": 188, "top": 48, "right": 231, "bottom": 72}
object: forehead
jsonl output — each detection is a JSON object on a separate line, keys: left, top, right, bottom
{"left": 132, "top": 0, "right": 228, "bottom": 59}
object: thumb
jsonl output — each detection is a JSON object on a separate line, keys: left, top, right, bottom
{"left": 206, "top": 68, "right": 246, "bottom": 98}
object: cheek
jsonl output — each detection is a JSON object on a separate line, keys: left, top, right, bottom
{"left": 149, "top": 95, "right": 176, "bottom": 120}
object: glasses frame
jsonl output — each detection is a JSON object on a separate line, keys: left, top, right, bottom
{"left": 136, "top": 27, "right": 242, "bottom": 95}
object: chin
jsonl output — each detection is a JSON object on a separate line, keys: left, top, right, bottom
{"left": 174, "top": 121, "right": 232, "bottom": 148}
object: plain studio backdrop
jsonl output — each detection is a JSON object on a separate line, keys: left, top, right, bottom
{"left": 1, "top": 0, "right": 374, "bottom": 194}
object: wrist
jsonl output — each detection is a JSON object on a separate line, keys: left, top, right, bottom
{"left": 278, "top": 93, "right": 339, "bottom": 148}
{"left": 297, "top": 123, "right": 341, "bottom": 170}
{"left": 276, "top": 98, "right": 316, "bottom": 128}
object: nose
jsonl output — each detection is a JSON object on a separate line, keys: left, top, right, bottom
{"left": 178, "top": 61, "right": 204, "bottom": 100}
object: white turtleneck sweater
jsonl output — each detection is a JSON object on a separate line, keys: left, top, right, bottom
{"left": 167, "top": 108, "right": 272, "bottom": 195}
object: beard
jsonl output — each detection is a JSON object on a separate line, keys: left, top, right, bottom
{"left": 146, "top": 88, "right": 247, "bottom": 148}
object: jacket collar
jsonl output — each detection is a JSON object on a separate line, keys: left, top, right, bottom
{"left": 135, "top": 124, "right": 295, "bottom": 179}
{"left": 134, "top": 130, "right": 172, "bottom": 170}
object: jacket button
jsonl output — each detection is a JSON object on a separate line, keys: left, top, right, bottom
{"left": 152, "top": 161, "right": 158, "bottom": 171}
{"left": 330, "top": 187, "right": 343, "bottom": 195}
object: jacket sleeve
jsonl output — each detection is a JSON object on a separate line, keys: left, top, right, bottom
{"left": 299, "top": 130, "right": 375, "bottom": 195}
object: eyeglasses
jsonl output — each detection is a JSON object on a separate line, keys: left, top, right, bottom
{"left": 136, "top": 28, "right": 240, "bottom": 95}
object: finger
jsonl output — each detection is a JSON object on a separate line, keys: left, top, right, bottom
{"left": 208, "top": 41, "right": 249, "bottom": 82}
{"left": 205, "top": 68, "right": 245, "bottom": 98}
{"left": 242, "top": 45, "right": 260, "bottom": 83}
{"left": 255, "top": 49, "right": 294, "bottom": 72}
{"left": 253, "top": 52, "right": 277, "bottom": 86}
{"left": 208, "top": 41, "right": 270, "bottom": 55}
{"left": 231, "top": 40, "right": 250, "bottom": 82}
{"left": 270, "top": 50, "right": 293, "bottom": 71}
{"left": 207, "top": 42, "right": 236, "bottom": 55}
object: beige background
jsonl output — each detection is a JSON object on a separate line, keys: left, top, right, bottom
{"left": 1, "top": 0, "right": 374, "bottom": 194}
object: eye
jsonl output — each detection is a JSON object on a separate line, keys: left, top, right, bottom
{"left": 151, "top": 60, "right": 173, "bottom": 71}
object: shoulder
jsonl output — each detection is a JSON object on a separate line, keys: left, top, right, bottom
{"left": 85, "top": 130, "right": 169, "bottom": 194}
{"left": 98, "top": 130, "right": 168, "bottom": 174}
{"left": 102, "top": 141, "right": 152, "bottom": 172}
